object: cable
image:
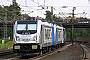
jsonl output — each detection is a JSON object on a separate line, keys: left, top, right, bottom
{"left": 44, "top": 0, "right": 52, "bottom": 6}
{"left": 58, "top": 12, "right": 67, "bottom": 19}
{"left": 2, "top": 0, "right": 90, "bottom": 19}
{"left": 0, "top": 5, "right": 22, "bottom": 22}
{"left": 46, "top": 0, "right": 52, "bottom": 5}
{"left": 19, "top": 4, "right": 45, "bottom": 17}
{"left": 82, "top": 3, "right": 89, "bottom": 18}
{"left": 31, "top": 0, "right": 40, "bottom": 6}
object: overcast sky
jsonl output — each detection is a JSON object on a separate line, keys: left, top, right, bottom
{"left": 0, "top": 0, "right": 90, "bottom": 18}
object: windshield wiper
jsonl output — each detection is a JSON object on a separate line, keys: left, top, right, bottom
{"left": 22, "top": 26, "right": 26, "bottom": 34}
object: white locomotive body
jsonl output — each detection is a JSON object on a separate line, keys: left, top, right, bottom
{"left": 13, "top": 20, "right": 66, "bottom": 55}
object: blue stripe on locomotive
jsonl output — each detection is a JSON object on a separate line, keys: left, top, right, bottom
{"left": 56, "top": 28, "right": 58, "bottom": 44}
{"left": 52, "top": 27, "right": 54, "bottom": 45}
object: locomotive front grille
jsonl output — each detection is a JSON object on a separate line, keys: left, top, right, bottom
{"left": 21, "top": 39, "right": 31, "bottom": 42}
{"left": 21, "top": 45, "right": 31, "bottom": 52}
{"left": 13, "top": 44, "right": 40, "bottom": 53}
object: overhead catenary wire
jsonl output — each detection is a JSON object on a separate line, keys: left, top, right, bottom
{"left": 9, "top": 0, "right": 90, "bottom": 18}
{"left": 78, "top": 3, "right": 90, "bottom": 18}
{"left": 2, "top": 0, "right": 90, "bottom": 19}
{"left": 46, "top": 0, "right": 52, "bottom": 6}
{"left": 6, "top": 0, "right": 45, "bottom": 18}
{"left": 20, "top": 0, "right": 46, "bottom": 16}
{"left": 19, "top": 4, "right": 45, "bottom": 15}
{"left": 31, "top": 0, "right": 40, "bottom": 6}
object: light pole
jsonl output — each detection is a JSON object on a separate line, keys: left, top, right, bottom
{"left": 4, "top": 12, "right": 7, "bottom": 38}
{"left": 51, "top": 6, "right": 53, "bottom": 22}
{"left": 61, "top": 6, "right": 76, "bottom": 45}
{"left": 71, "top": 7, "right": 76, "bottom": 45}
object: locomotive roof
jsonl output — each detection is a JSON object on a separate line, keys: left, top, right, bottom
{"left": 16, "top": 20, "right": 53, "bottom": 26}
{"left": 16, "top": 20, "right": 38, "bottom": 24}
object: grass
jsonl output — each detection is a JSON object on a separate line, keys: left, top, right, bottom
{"left": 0, "top": 39, "right": 13, "bottom": 50}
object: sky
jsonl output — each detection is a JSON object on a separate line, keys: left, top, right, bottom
{"left": 0, "top": 0, "right": 90, "bottom": 18}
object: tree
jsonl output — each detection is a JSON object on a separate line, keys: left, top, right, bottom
{"left": 4, "top": 2, "right": 21, "bottom": 21}
{"left": 45, "top": 11, "right": 61, "bottom": 22}
{"left": 0, "top": 6, "right": 6, "bottom": 20}
{"left": 22, "top": 14, "right": 30, "bottom": 20}
{"left": 45, "top": 11, "right": 52, "bottom": 21}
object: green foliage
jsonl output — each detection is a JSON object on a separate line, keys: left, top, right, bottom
{"left": 4, "top": 2, "right": 21, "bottom": 21}
{"left": 45, "top": 11, "right": 52, "bottom": 21}
{"left": 0, "top": 27, "right": 13, "bottom": 39}
{"left": 66, "top": 28, "right": 71, "bottom": 38}
{"left": 0, "top": 2, "right": 29, "bottom": 39}
{"left": 45, "top": 11, "right": 61, "bottom": 22}
{"left": 0, "top": 38, "right": 13, "bottom": 49}
{"left": 0, "top": 2, "right": 22, "bottom": 21}
{"left": 0, "top": 41, "right": 13, "bottom": 49}
{"left": 22, "top": 14, "right": 29, "bottom": 20}
{"left": 66, "top": 28, "right": 90, "bottom": 39}
{"left": 0, "top": 38, "right": 11, "bottom": 43}
{"left": 0, "top": 27, "right": 3, "bottom": 38}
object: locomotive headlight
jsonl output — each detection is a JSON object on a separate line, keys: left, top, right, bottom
{"left": 16, "top": 36, "right": 20, "bottom": 41}
{"left": 32, "top": 45, "right": 37, "bottom": 49}
{"left": 14, "top": 45, "right": 20, "bottom": 49}
{"left": 33, "top": 36, "right": 37, "bottom": 41}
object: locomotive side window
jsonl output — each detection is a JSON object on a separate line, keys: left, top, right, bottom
{"left": 58, "top": 31, "right": 61, "bottom": 38}
{"left": 57, "top": 29, "right": 61, "bottom": 38}
{"left": 47, "top": 29, "right": 51, "bottom": 39}
{"left": 47, "top": 29, "right": 49, "bottom": 39}
{"left": 45, "top": 29, "right": 47, "bottom": 39}
{"left": 44, "top": 28, "right": 52, "bottom": 40}
{"left": 49, "top": 29, "right": 52, "bottom": 39}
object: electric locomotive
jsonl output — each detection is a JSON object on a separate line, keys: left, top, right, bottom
{"left": 13, "top": 20, "right": 66, "bottom": 55}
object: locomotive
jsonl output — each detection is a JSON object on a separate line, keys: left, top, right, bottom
{"left": 13, "top": 20, "right": 66, "bottom": 55}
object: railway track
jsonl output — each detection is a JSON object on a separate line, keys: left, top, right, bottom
{"left": 29, "top": 43, "right": 72, "bottom": 60}
{"left": 79, "top": 42, "right": 90, "bottom": 60}
{"left": 4, "top": 43, "right": 72, "bottom": 60}
{"left": 3, "top": 42, "right": 90, "bottom": 60}
{"left": 0, "top": 49, "right": 13, "bottom": 56}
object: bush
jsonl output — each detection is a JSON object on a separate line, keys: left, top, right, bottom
{"left": 0, "top": 38, "right": 12, "bottom": 44}
{"left": 0, "top": 39, "right": 2, "bottom": 44}
{"left": 0, "top": 40, "right": 13, "bottom": 49}
{"left": 0, "top": 38, "right": 13, "bottom": 49}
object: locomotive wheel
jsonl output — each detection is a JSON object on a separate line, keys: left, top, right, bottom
{"left": 38, "top": 50, "right": 43, "bottom": 55}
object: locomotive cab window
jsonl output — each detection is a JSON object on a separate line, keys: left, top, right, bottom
{"left": 17, "top": 24, "right": 26, "bottom": 30}
{"left": 17, "top": 24, "right": 37, "bottom": 34}
{"left": 28, "top": 24, "right": 37, "bottom": 30}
